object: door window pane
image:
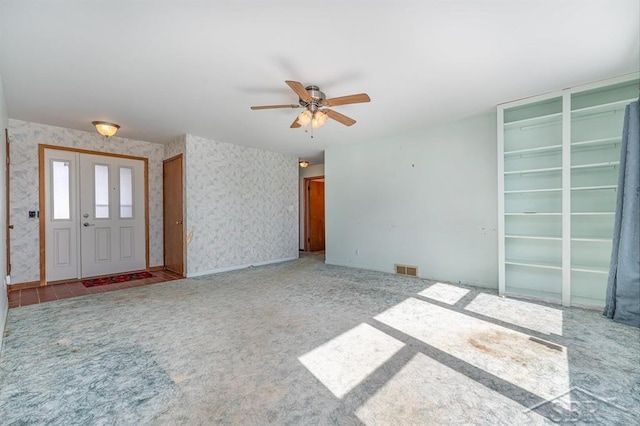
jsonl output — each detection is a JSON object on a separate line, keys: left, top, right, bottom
{"left": 120, "top": 167, "right": 133, "bottom": 218}
{"left": 52, "top": 160, "right": 70, "bottom": 220}
{"left": 94, "top": 164, "right": 110, "bottom": 218}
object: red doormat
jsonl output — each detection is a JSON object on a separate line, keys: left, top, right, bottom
{"left": 82, "top": 271, "right": 153, "bottom": 288}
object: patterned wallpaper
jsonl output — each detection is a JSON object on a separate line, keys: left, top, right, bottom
{"left": 8, "top": 120, "right": 165, "bottom": 284}
{"left": 184, "top": 134, "right": 298, "bottom": 276}
{"left": 0, "top": 76, "right": 8, "bottom": 346}
{"left": 164, "top": 135, "right": 185, "bottom": 160}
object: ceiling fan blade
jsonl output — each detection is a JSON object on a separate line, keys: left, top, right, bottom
{"left": 324, "top": 93, "right": 370, "bottom": 107}
{"left": 250, "top": 104, "right": 300, "bottom": 110}
{"left": 323, "top": 109, "right": 356, "bottom": 126}
{"left": 285, "top": 80, "right": 312, "bottom": 103}
{"left": 290, "top": 117, "right": 301, "bottom": 128}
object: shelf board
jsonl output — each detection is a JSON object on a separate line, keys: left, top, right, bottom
{"left": 504, "top": 188, "right": 562, "bottom": 194}
{"left": 571, "top": 98, "right": 637, "bottom": 117}
{"left": 505, "top": 260, "right": 562, "bottom": 270}
{"left": 571, "top": 212, "right": 615, "bottom": 216}
{"left": 506, "top": 235, "right": 562, "bottom": 241}
{"left": 571, "top": 265, "right": 609, "bottom": 274}
{"left": 571, "top": 137, "right": 620, "bottom": 147}
{"left": 570, "top": 161, "right": 620, "bottom": 170}
{"left": 504, "top": 144, "right": 562, "bottom": 156}
{"left": 571, "top": 238, "right": 612, "bottom": 242}
{"left": 504, "top": 166, "right": 562, "bottom": 175}
{"left": 504, "top": 112, "right": 562, "bottom": 129}
{"left": 505, "top": 212, "right": 562, "bottom": 216}
{"left": 571, "top": 185, "right": 617, "bottom": 191}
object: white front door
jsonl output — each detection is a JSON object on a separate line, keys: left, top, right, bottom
{"left": 79, "top": 153, "right": 145, "bottom": 277}
{"left": 45, "top": 149, "right": 146, "bottom": 280}
{"left": 44, "top": 149, "right": 80, "bottom": 281}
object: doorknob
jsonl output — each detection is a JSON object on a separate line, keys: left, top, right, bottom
{"left": 83, "top": 222, "right": 95, "bottom": 227}
{"left": 176, "top": 220, "right": 183, "bottom": 225}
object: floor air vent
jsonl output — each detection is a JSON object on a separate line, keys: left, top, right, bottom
{"left": 395, "top": 264, "right": 418, "bottom": 277}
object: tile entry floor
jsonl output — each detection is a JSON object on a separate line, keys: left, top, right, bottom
{"left": 8, "top": 269, "right": 183, "bottom": 308}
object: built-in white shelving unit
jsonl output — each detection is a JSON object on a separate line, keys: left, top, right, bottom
{"left": 498, "top": 74, "right": 639, "bottom": 308}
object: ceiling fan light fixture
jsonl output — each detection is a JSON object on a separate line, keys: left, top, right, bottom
{"left": 299, "top": 160, "right": 309, "bottom": 168}
{"left": 250, "top": 81, "right": 369, "bottom": 132}
{"left": 311, "top": 111, "right": 328, "bottom": 129}
{"left": 298, "top": 110, "right": 312, "bottom": 127}
{"left": 92, "top": 121, "right": 120, "bottom": 138}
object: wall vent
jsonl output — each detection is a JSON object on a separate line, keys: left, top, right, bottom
{"left": 395, "top": 264, "right": 418, "bottom": 277}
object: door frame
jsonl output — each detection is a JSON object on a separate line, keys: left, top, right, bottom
{"left": 163, "top": 153, "right": 185, "bottom": 276}
{"left": 5, "top": 129, "right": 10, "bottom": 277}
{"left": 38, "top": 144, "right": 150, "bottom": 286}
{"left": 303, "top": 175, "right": 324, "bottom": 252}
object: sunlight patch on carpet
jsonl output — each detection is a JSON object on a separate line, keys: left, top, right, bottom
{"left": 418, "top": 282, "right": 470, "bottom": 305}
{"left": 374, "top": 298, "right": 570, "bottom": 402}
{"left": 465, "top": 293, "right": 564, "bottom": 335}
{"left": 356, "top": 353, "right": 546, "bottom": 425}
{"left": 298, "top": 323, "right": 404, "bottom": 398}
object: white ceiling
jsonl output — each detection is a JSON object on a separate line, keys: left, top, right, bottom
{"left": 1, "top": 1, "right": 638, "bottom": 165}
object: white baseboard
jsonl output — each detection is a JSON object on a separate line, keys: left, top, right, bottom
{"left": 325, "top": 258, "right": 394, "bottom": 274}
{"left": 186, "top": 256, "right": 298, "bottom": 278}
{"left": 325, "top": 258, "right": 498, "bottom": 290}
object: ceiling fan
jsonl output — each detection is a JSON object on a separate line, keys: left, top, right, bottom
{"left": 250, "top": 80, "right": 370, "bottom": 129}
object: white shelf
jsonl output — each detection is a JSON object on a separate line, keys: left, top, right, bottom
{"left": 504, "top": 166, "right": 562, "bottom": 175}
{"left": 499, "top": 75, "right": 638, "bottom": 308}
{"left": 571, "top": 137, "right": 620, "bottom": 147}
{"left": 504, "top": 112, "right": 562, "bottom": 129}
{"left": 504, "top": 188, "right": 562, "bottom": 194}
{"left": 571, "top": 98, "right": 636, "bottom": 117}
{"left": 571, "top": 212, "right": 615, "bottom": 216}
{"left": 506, "top": 235, "right": 562, "bottom": 241}
{"left": 571, "top": 265, "right": 609, "bottom": 274}
{"left": 504, "top": 144, "right": 562, "bottom": 156}
{"left": 571, "top": 162, "right": 619, "bottom": 170}
{"left": 571, "top": 185, "right": 617, "bottom": 191}
{"left": 505, "top": 260, "right": 562, "bottom": 270}
{"left": 505, "top": 212, "right": 562, "bottom": 216}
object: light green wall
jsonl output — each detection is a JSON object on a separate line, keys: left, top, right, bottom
{"left": 325, "top": 111, "right": 499, "bottom": 288}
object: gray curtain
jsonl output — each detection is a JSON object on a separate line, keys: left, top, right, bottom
{"left": 604, "top": 100, "right": 640, "bottom": 327}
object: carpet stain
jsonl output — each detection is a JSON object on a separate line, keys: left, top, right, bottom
{"left": 467, "top": 330, "right": 530, "bottom": 367}
{"left": 171, "top": 373, "right": 189, "bottom": 384}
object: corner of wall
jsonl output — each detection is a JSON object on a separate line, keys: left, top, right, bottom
{"left": 0, "top": 72, "right": 8, "bottom": 350}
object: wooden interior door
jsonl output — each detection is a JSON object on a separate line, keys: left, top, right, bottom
{"left": 308, "top": 180, "right": 325, "bottom": 251}
{"left": 163, "top": 155, "right": 184, "bottom": 275}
